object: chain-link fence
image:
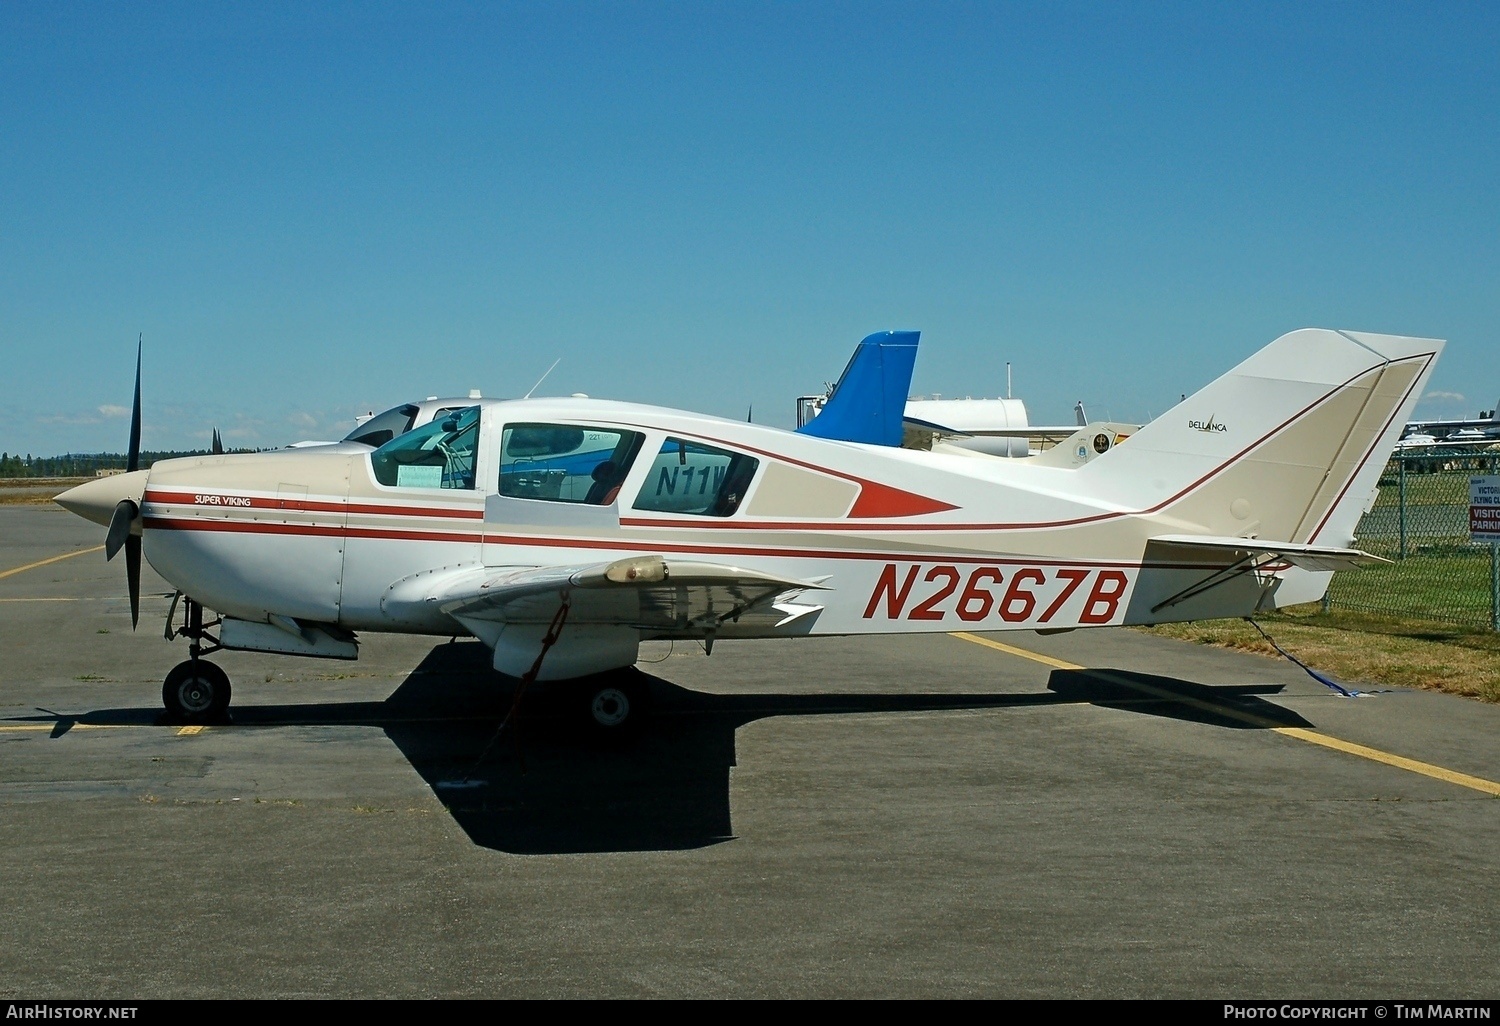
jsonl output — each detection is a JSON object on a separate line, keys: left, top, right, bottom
{"left": 1326, "top": 448, "right": 1500, "bottom": 629}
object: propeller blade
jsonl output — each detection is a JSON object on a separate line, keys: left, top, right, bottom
{"left": 211, "top": 427, "right": 223, "bottom": 455}
{"left": 122, "top": 338, "right": 144, "bottom": 627}
{"left": 104, "top": 500, "right": 137, "bottom": 561}
{"left": 127, "top": 336, "right": 142, "bottom": 473}
{"left": 125, "top": 534, "right": 141, "bottom": 630}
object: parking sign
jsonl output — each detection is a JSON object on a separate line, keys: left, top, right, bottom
{"left": 1472, "top": 476, "right": 1500, "bottom": 542}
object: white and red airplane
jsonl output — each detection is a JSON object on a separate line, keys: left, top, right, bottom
{"left": 56, "top": 327, "right": 1441, "bottom": 729}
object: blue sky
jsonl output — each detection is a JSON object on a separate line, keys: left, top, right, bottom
{"left": 2, "top": 1, "right": 1496, "bottom": 456}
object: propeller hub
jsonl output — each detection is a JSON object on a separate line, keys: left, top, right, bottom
{"left": 54, "top": 471, "right": 149, "bottom": 529}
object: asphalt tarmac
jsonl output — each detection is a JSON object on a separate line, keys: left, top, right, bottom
{"left": 2, "top": 504, "right": 1497, "bottom": 998}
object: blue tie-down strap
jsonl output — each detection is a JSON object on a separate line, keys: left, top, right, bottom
{"left": 1245, "top": 618, "right": 1361, "bottom": 697}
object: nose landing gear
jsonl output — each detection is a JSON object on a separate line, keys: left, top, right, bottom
{"left": 162, "top": 594, "right": 231, "bottom": 723}
{"left": 163, "top": 659, "right": 231, "bottom": 722}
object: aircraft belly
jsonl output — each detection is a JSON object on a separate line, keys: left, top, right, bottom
{"left": 145, "top": 528, "right": 344, "bottom": 624}
{"left": 339, "top": 534, "right": 482, "bottom": 632}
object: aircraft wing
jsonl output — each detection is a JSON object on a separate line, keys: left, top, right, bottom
{"left": 903, "top": 416, "right": 1083, "bottom": 441}
{"left": 1146, "top": 535, "right": 1391, "bottom": 572}
{"left": 433, "top": 556, "right": 829, "bottom": 631}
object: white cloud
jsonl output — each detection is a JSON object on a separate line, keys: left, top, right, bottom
{"left": 1424, "top": 390, "right": 1466, "bottom": 403}
{"left": 98, "top": 404, "right": 131, "bottom": 418}
{"left": 287, "top": 411, "right": 319, "bottom": 430}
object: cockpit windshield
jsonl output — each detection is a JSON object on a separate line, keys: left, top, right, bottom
{"left": 369, "top": 406, "right": 480, "bottom": 489}
{"left": 344, "top": 404, "right": 420, "bottom": 448}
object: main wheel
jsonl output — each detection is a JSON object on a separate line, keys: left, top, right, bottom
{"left": 163, "top": 660, "right": 232, "bottom": 723}
{"left": 577, "top": 671, "right": 650, "bottom": 733}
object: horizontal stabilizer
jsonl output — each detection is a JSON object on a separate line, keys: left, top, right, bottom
{"left": 1147, "top": 535, "right": 1390, "bottom": 572}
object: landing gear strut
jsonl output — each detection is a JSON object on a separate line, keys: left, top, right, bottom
{"left": 162, "top": 595, "right": 230, "bottom": 723}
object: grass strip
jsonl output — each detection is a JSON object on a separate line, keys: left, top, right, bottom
{"left": 1137, "top": 605, "right": 1500, "bottom": 703}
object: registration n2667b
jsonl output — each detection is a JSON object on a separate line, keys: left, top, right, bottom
{"left": 860, "top": 563, "right": 1133, "bottom": 626}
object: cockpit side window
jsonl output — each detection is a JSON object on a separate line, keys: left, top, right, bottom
{"left": 369, "top": 406, "right": 480, "bottom": 489}
{"left": 499, "top": 424, "right": 645, "bottom": 504}
{"left": 632, "top": 437, "right": 758, "bottom": 517}
{"left": 345, "top": 403, "right": 420, "bottom": 447}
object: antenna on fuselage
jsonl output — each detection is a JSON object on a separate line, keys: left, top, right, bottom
{"left": 523, "top": 358, "right": 562, "bottom": 399}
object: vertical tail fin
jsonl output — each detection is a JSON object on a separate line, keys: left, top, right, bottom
{"left": 797, "top": 330, "right": 919, "bottom": 447}
{"left": 1082, "top": 328, "right": 1443, "bottom": 546}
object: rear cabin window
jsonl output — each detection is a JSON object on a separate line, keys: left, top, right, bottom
{"left": 633, "top": 437, "right": 758, "bottom": 517}
{"left": 499, "top": 424, "right": 645, "bottom": 504}
{"left": 369, "top": 406, "right": 479, "bottom": 489}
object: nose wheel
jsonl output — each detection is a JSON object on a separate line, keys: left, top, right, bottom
{"left": 161, "top": 595, "right": 231, "bottom": 722}
{"left": 163, "top": 659, "right": 232, "bottom": 723}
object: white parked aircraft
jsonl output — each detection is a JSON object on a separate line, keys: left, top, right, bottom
{"left": 56, "top": 328, "right": 1441, "bottom": 729}
{"left": 278, "top": 394, "right": 487, "bottom": 451}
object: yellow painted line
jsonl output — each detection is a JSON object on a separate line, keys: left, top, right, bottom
{"left": 0, "top": 597, "right": 80, "bottom": 603}
{"left": 950, "top": 632, "right": 1082, "bottom": 671}
{"left": 1, "top": 723, "right": 210, "bottom": 735}
{"left": 950, "top": 631, "right": 1500, "bottom": 797}
{"left": 0, "top": 545, "right": 105, "bottom": 580}
{"left": 952, "top": 633, "right": 1286, "bottom": 726}
{"left": 951, "top": 633, "right": 1279, "bottom": 725}
{"left": 1274, "top": 727, "right": 1500, "bottom": 797}
{"left": 1091, "top": 667, "right": 1292, "bottom": 729}
{"left": 0, "top": 724, "right": 121, "bottom": 732}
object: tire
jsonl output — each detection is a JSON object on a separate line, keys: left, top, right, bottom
{"left": 163, "top": 660, "right": 232, "bottom": 723}
{"left": 578, "top": 671, "right": 650, "bottom": 733}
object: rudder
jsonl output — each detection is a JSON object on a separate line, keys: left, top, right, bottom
{"left": 798, "top": 330, "right": 920, "bottom": 447}
{"left": 1079, "top": 328, "right": 1443, "bottom": 545}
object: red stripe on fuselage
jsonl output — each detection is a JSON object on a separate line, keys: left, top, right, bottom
{"left": 144, "top": 489, "right": 483, "bottom": 520}
{"left": 142, "top": 512, "right": 1238, "bottom": 571}
{"left": 144, "top": 515, "right": 485, "bottom": 545}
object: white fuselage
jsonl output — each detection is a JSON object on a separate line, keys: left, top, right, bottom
{"left": 140, "top": 401, "right": 1158, "bottom": 641}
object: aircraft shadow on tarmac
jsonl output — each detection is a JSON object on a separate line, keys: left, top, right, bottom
{"left": 33, "top": 640, "right": 1312, "bottom": 856}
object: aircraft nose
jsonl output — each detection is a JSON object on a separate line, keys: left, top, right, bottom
{"left": 55, "top": 470, "right": 150, "bottom": 528}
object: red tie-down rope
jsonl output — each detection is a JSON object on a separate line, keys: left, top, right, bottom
{"left": 466, "top": 592, "right": 571, "bottom": 778}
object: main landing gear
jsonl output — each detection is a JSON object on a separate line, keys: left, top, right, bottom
{"left": 496, "top": 597, "right": 651, "bottom": 738}
{"left": 161, "top": 594, "right": 230, "bottom": 723}
{"left": 575, "top": 668, "right": 651, "bottom": 734}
